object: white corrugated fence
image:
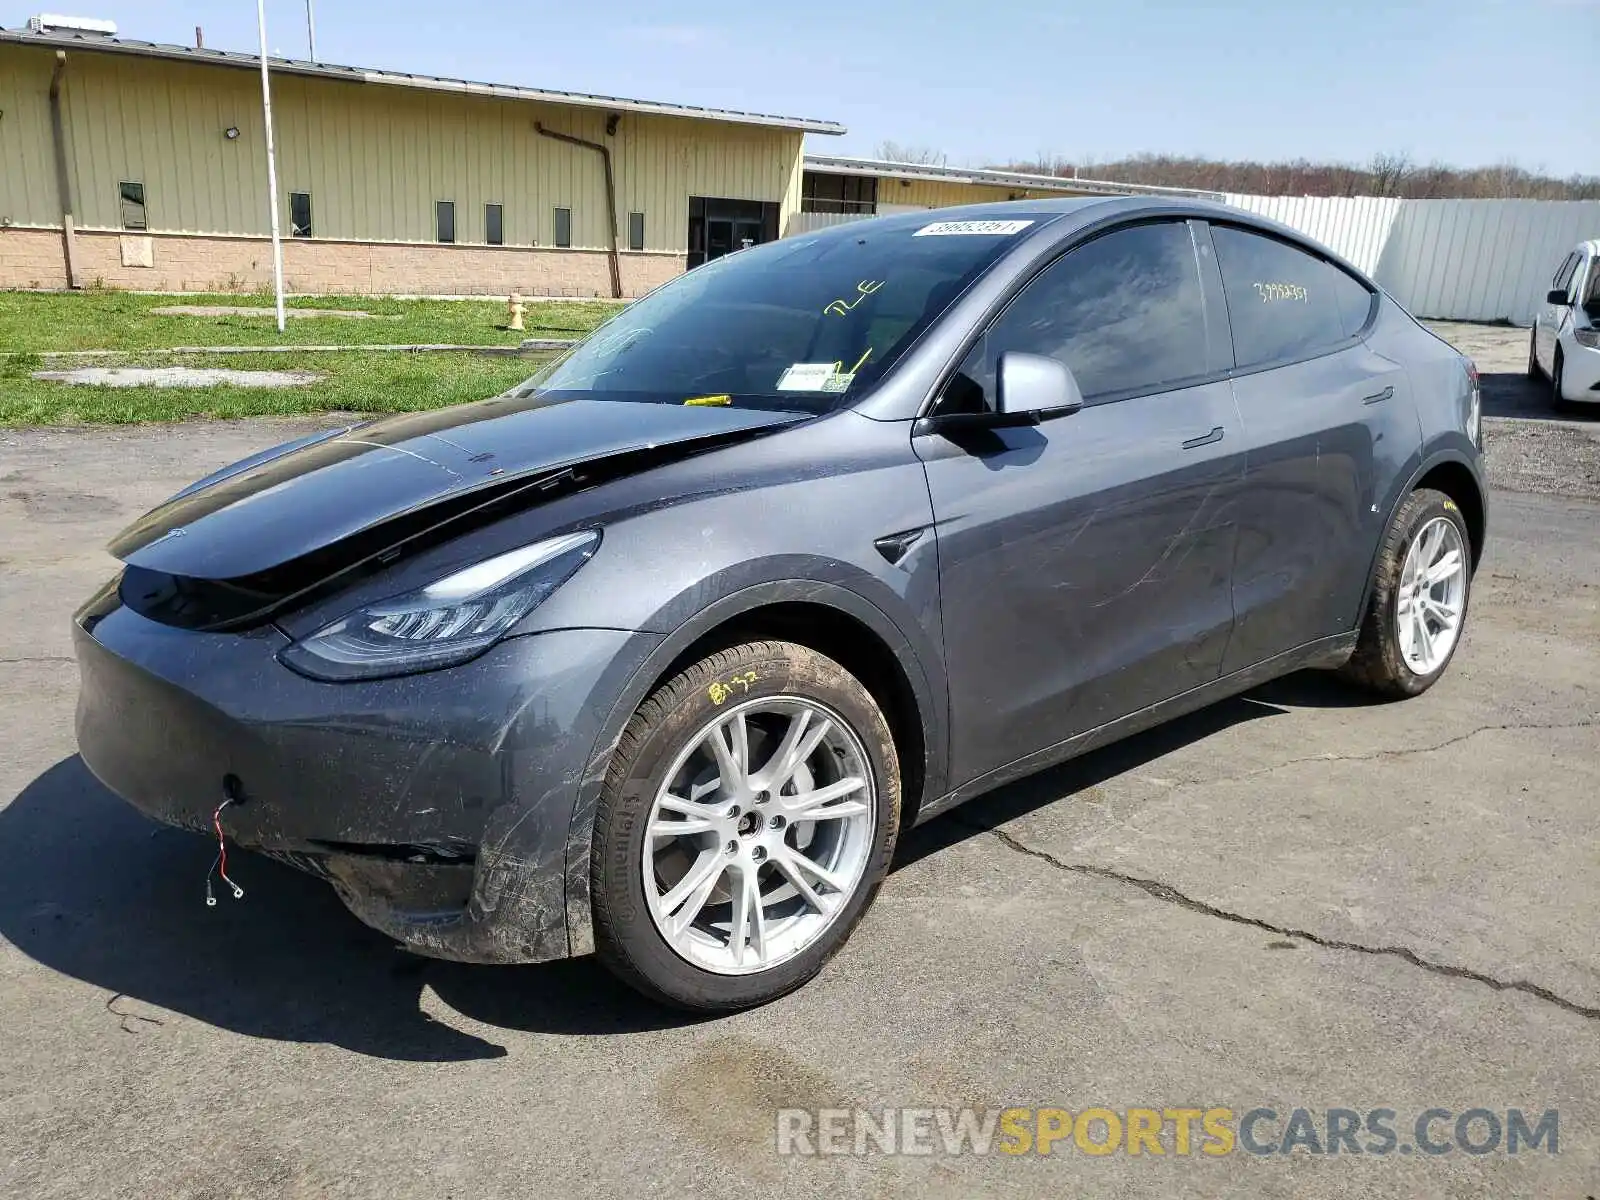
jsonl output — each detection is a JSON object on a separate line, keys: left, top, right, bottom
{"left": 784, "top": 191, "right": 1599, "bottom": 326}
{"left": 1223, "top": 195, "right": 1404, "bottom": 275}
{"left": 1226, "top": 194, "right": 1600, "bottom": 325}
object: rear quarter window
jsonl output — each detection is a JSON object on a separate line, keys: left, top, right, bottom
{"left": 1212, "top": 225, "right": 1361, "bottom": 368}
{"left": 1332, "top": 266, "right": 1375, "bottom": 337}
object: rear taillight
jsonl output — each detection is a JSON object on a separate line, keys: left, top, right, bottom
{"left": 1465, "top": 358, "right": 1482, "bottom": 447}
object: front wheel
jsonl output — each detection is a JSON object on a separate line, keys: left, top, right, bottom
{"left": 1527, "top": 329, "right": 1541, "bottom": 380}
{"left": 1551, "top": 350, "right": 1567, "bottom": 408}
{"left": 592, "top": 640, "right": 901, "bottom": 1011}
{"left": 1342, "top": 488, "right": 1472, "bottom": 698}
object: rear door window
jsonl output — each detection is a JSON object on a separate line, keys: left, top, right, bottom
{"left": 1212, "top": 226, "right": 1362, "bottom": 368}
{"left": 944, "top": 220, "right": 1210, "bottom": 410}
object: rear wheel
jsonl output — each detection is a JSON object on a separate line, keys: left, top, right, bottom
{"left": 1342, "top": 488, "right": 1472, "bottom": 698}
{"left": 592, "top": 640, "right": 900, "bottom": 1011}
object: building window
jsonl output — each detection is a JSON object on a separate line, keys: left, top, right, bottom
{"left": 801, "top": 171, "right": 877, "bottom": 215}
{"left": 485, "top": 203, "right": 503, "bottom": 246}
{"left": 553, "top": 207, "right": 572, "bottom": 249}
{"left": 436, "top": 200, "right": 456, "bottom": 244}
{"left": 118, "top": 181, "right": 147, "bottom": 230}
{"left": 627, "top": 211, "right": 645, "bottom": 252}
{"left": 289, "top": 192, "right": 312, "bottom": 238}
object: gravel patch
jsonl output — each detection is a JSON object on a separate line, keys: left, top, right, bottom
{"left": 1424, "top": 321, "right": 1530, "bottom": 373}
{"left": 1423, "top": 321, "right": 1600, "bottom": 503}
{"left": 1482, "top": 417, "right": 1600, "bottom": 501}
{"left": 32, "top": 367, "right": 324, "bottom": 389}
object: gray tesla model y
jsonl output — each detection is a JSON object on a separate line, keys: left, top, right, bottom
{"left": 72, "top": 198, "right": 1487, "bottom": 1010}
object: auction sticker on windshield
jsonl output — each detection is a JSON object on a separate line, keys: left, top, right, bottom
{"left": 777, "top": 363, "right": 845, "bottom": 391}
{"left": 914, "top": 219, "right": 1035, "bottom": 237}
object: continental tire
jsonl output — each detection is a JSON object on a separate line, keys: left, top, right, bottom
{"left": 591, "top": 640, "right": 900, "bottom": 1011}
{"left": 1342, "top": 488, "right": 1472, "bottom": 698}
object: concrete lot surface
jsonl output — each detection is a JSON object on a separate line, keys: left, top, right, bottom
{"left": 1, "top": 324, "right": 1596, "bottom": 1197}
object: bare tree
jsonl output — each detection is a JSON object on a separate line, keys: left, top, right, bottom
{"left": 874, "top": 141, "right": 948, "bottom": 167}
{"left": 983, "top": 150, "right": 1600, "bottom": 200}
{"left": 1368, "top": 152, "right": 1413, "bottom": 197}
{"left": 1411, "top": 161, "right": 1453, "bottom": 199}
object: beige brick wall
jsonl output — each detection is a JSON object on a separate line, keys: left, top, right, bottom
{"left": 0, "top": 228, "right": 71, "bottom": 290}
{"left": 0, "top": 228, "right": 686, "bottom": 298}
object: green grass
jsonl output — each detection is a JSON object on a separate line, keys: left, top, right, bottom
{"left": 0, "top": 288, "right": 611, "bottom": 425}
{"left": 0, "top": 289, "right": 621, "bottom": 353}
{"left": 0, "top": 349, "right": 552, "bottom": 425}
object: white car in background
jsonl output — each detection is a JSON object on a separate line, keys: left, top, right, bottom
{"left": 1530, "top": 239, "right": 1600, "bottom": 407}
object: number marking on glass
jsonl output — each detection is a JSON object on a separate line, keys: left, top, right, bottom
{"left": 1253, "top": 281, "right": 1308, "bottom": 303}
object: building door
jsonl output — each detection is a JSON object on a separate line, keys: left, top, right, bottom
{"left": 706, "top": 218, "right": 734, "bottom": 261}
{"left": 688, "top": 197, "right": 780, "bottom": 268}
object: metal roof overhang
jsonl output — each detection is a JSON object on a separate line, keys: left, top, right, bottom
{"left": 0, "top": 27, "right": 847, "bottom": 135}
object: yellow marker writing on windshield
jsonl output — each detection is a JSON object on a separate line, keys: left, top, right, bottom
{"left": 823, "top": 279, "right": 885, "bottom": 316}
{"left": 683, "top": 394, "right": 733, "bottom": 406}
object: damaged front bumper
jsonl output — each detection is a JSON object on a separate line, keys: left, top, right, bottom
{"left": 73, "top": 589, "right": 658, "bottom": 963}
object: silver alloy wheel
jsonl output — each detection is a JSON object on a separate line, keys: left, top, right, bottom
{"left": 642, "top": 696, "right": 877, "bottom": 975}
{"left": 1395, "top": 515, "right": 1467, "bottom": 675}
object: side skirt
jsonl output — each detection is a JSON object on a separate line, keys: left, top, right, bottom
{"left": 914, "top": 631, "right": 1358, "bottom": 825}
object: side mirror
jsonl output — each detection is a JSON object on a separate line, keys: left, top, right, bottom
{"left": 996, "top": 351, "right": 1084, "bottom": 420}
{"left": 1547, "top": 289, "right": 1571, "bottom": 306}
{"left": 921, "top": 352, "right": 1085, "bottom": 434}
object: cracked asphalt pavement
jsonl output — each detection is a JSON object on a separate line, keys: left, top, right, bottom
{"left": 2, "top": 324, "right": 1598, "bottom": 1197}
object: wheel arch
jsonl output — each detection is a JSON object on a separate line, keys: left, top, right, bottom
{"left": 1357, "top": 445, "right": 1488, "bottom": 622}
{"left": 561, "top": 581, "right": 946, "bottom": 955}
{"left": 1415, "top": 459, "right": 1486, "bottom": 568}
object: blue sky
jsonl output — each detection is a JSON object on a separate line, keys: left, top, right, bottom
{"left": 10, "top": 0, "right": 1597, "bottom": 175}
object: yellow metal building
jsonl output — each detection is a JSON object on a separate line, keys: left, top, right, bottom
{"left": 795, "top": 154, "right": 1212, "bottom": 228}
{"left": 0, "top": 23, "right": 842, "bottom": 296}
{"left": 0, "top": 24, "right": 1197, "bottom": 297}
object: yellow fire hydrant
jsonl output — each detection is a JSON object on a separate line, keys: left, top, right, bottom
{"left": 506, "top": 292, "right": 526, "bottom": 332}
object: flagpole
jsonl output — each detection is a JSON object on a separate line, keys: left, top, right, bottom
{"left": 257, "top": 0, "right": 286, "bottom": 332}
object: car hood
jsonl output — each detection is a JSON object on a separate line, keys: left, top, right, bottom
{"left": 106, "top": 395, "right": 807, "bottom": 626}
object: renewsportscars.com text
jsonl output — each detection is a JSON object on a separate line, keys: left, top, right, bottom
{"left": 775, "top": 1106, "right": 1559, "bottom": 1158}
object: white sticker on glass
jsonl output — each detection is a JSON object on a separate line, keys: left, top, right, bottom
{"left": 913, "top": 219, "right": 1035, "bottom": 237}
{"left": 776, "top": 363, "right": 842, "bottom": 391}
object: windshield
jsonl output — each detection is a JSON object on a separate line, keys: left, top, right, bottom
{"left": 520, "top": 216, "right": 1049, "bottom": 413}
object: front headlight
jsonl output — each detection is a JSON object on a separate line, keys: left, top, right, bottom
{"left": 278, "top": 530, "right": 599, "bottom": 681}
